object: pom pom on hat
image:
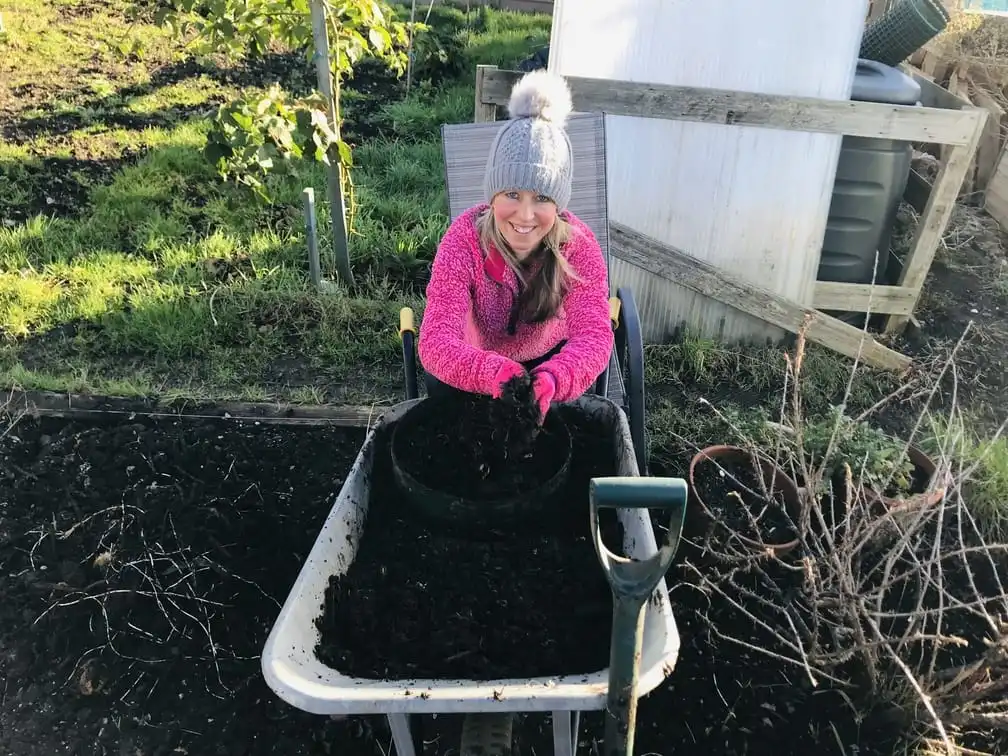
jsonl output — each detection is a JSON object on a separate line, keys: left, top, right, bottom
{"left": 507, "top": 69, "right": 573, "bottom": 125}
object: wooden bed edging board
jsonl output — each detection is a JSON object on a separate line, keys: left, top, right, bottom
{"left": 4, "top": 390, "right": 386, "bottom": 429}
{"left": 473, "top": 65, "right": 988, "bottom": 354}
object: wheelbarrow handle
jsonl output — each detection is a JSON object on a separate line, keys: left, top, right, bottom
{"left": 588, "top": 476, "right": 688, "bottom": 756}
{"left": 589, "top": 477, "right": 686, "bottom": 600}
{"left": 590, "top": 476, "right": 688, "bottom": 511}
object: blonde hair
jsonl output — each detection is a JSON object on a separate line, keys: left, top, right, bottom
{"left": 475, "top": 207, "right": 581, "bottom": 324}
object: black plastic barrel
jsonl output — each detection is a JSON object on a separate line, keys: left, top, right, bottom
{"left": 817, "top": 59, "right": 921, "bottom": 324}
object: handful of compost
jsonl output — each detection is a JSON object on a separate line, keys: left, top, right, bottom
{"left": 476, "top": 374, "right": 542, "bottom": 477}
{"left": 489, "top": 373, "right": 544, "bottom": 465}
{"left": 458, "top": 374, "right": 542, "bottom": 482}
{"left": 397, "top": 376, "right": 563, "bottom": 500}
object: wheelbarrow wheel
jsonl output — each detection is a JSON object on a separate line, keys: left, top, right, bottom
{"left": 460, "top": 712, "right": 514, "bottom": 756}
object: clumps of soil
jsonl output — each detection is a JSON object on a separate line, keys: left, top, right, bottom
{"left": 393, "top": 376, "right": 565, "bottom": 501}
{"left": 314, "top": 405, "right": 623, "bottom": 681}
{"left": 691, "top": 455, "right": 796, "bottom": 545}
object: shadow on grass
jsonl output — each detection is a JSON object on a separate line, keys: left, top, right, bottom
{"left": 1, "top": 53, "right": 319, "bottom": 144}
{"left": 2, "top": 249, "right": 413, "bottom": 403}
{"left": 1, "top": 152, "right": 143, "bottom": 223}
{"left": 0, "top": 52, "right": 413, "bottom": 226}
{"left": 2, "top": 51, "right": 409, "bottom": 149}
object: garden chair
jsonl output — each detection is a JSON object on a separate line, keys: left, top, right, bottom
{"left": 398, "top": 111, "right": 648, "bottom": 473}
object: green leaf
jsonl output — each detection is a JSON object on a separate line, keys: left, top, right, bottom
{"left": 203, "top": 141, "right": 232, "bottom": 163}
{"left": 368, "top": 26, "right": 390, "bottom": 52}
{"left": 230, "top": 111, "right": 254, "bottom": 131}
{"left": 336, "top": 140, "right": 353, "bottom": 167}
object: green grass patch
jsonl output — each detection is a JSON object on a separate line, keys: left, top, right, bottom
{"left": 919, "top": 413, "right": 1008, "bottom": 540}
{"left": 644, "top": 327, "right": 900, "bottom": 416}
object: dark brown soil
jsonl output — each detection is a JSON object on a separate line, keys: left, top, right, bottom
{"left": 2, "top": 409, "right": 1004, "bottom": 756}
{"left": 0, "top": 413, "right": 382, "bottom": 756}
{"left": 890, "top": 203, "right": 1008, "bottom": 437}
{"left": 691, "top": 456, "right": 796, "bottom": 545}
{"left": 314, "top": 404, "right": 621, "bottom": 681}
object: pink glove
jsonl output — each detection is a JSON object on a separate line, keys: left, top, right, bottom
{"left": 530, "top": 369, "right": 556, "bottom": 423}
{"left": 491, "top": 360, "right": 526, "bottom": 398}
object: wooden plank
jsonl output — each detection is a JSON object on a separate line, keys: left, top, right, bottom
{"left": 497, "top": 0, "right": 553, "bottom": 12}
{"left": 966, "top": 77, "right": 1005, "bottom": 191}
{"left": 480, "top": 67, "right": 980, "bottom": 145}
{"left": 450, "top": 0, "right": 554, "bottom": 10}
{"left": 920, "top": 50, "right": 951, "bottom": 88}
{"left": 608, "top": 222, "right": 912, "bottom": 372}
{"left": 12, "top": 390, "right": 384, "bottom": 429}
{"left": 983, "top": 148, "right": 1008, "bottom": 229}
{"left": 473, "top": 65, "right": 498, "bottom": 123}
{"left": 812, "top": 281, "right": 917, "bottom": 316}
{"left": 945, "top": 69, "right": 975, "bottom": 194}
{"left": 885, "top": 108, "right": 989, "bottom": 333}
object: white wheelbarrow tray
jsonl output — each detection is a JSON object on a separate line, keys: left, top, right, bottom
{"left": 261, "top": 395, "right": 680, "bottom": 756}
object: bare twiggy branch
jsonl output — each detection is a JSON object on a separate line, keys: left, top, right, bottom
{"left": 676, "top": 316, "right": 1008, "bottom": 751}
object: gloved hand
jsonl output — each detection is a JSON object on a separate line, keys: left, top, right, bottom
{"left": 491, "top": 359, "right": 527, "bottom": 399}
{"left": 530, "top": 368, "right": 556, "bottom": 423}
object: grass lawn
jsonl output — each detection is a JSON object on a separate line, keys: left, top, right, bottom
{"left": 0, "top": 0, "right": 548, "bottom": 404}
{"left": 4, "top": 1, "right": 1008, "bottom": 754}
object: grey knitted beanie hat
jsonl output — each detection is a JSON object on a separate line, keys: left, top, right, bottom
{"left": 483, "top": 70, "right": 574, "bottom": 211}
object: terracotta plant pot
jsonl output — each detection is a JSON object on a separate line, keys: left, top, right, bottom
{"left": 687, "top": 445, "right": 803, "bottom": 557}
{"left": 863, "top": 444, "right": 949, "bottom": 511}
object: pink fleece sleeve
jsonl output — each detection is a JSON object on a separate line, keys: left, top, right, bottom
{"left": 534, "top": 218, "right": 614, "bottom": 402}
{"left": 418, "top": 216, "right": 513, "bottom": 395}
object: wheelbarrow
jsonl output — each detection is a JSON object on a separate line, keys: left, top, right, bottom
{"left": 261, "top": 394, "right": 686, "bottom": 756}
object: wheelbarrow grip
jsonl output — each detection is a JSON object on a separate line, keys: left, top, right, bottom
{"left": 588, "top": 476, "right": 686, "bottom": 601}
{"left": 589, "top": 476, "right": 687, "bottom": 511}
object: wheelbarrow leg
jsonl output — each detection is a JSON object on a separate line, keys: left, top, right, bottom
{"left": 388, "top": 713, "right": 418, "bottom": 756}
{"left": 589, "top": 476, "right": 687, "bottom": 756}
{"left": 551, "top": 710, "right": 580, "bottom": 756}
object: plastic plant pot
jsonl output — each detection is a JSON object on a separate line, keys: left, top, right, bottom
{"left": 390, "top": 397, "right": 573, "bottom": 534}
{"left": 862, "top": 443, "right": 949, "bottom": 511}
{"left": 687, "top": 445, "right": 803, "bottom": 557}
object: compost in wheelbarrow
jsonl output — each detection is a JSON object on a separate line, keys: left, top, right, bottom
{"left": 314, "top": 400, "right": 626, "bottom": 682}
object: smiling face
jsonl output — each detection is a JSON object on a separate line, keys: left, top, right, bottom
{"left": 490, "top": 189, "right": 558, "bottom": 259}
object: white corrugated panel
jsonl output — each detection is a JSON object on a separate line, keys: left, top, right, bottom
{"left": 548, "top": 0, "right": 869, "bottom": 343}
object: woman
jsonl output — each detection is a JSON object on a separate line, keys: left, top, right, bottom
{"left": 418, "top": 70, "right": 613, "bottom": 421}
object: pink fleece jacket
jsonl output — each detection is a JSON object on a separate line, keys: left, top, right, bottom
{"left": 418, "top": 205, "right": 614, "bottom": 402}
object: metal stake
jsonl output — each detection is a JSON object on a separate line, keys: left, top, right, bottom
{"left": 303, "top": 188, "right": 322, "bottom": 289}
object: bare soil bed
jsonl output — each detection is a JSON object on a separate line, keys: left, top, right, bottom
{"left": 0, "top": 413, "right": 376, "bottom": 756}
